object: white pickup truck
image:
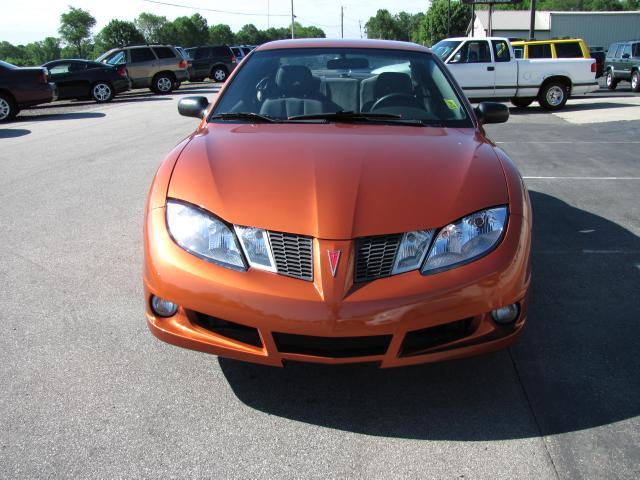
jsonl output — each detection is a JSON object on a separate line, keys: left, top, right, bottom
{"left": 432, "top": 37, "right": 599, "bottom": 110}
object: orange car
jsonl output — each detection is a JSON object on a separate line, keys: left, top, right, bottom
{"left": 144, "top": 39, "right": 531, "bottom": 368}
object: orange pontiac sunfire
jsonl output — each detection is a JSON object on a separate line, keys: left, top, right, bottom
{"left": 144, "top": 39, "right": 531, "bottom": 368}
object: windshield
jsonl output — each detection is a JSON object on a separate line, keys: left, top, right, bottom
{"left": 432, "top": 41, "right": 461, "bottom": 61}
{"left": 210, "top": 47, "right": 471, "bottom": 127}
{"left": 0, "top": 60, "right": 17, "bottom": 69}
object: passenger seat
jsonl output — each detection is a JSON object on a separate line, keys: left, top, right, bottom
{"left": 260, "top": 65, "right": 327, "bottom": 117}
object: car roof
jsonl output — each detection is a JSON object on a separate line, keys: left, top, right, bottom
{"left": 512, "top": 38, "right": 584, "bottom": 45}
{"left": 256, "top": 38, "right": 430, "bottom": 53}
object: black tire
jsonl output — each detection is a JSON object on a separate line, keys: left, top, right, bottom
{"left": 210, "top": 66, "right": 228, "bottom": 83}
{"left": 0, "top": 93, "right": 18, "bottom": 122}
{"left": 606, "top": 70, "right": 617, "bottom": 90}
{"left": 511, "top": 97, "right": 535, "bottom": 108}
{"left": 631, "top": 70, "right": 640, "bottom": 93}
{"left": 90, "top": 82, "right": 114, "bottom": 103}
{"left": 538, "top": 81, "right": 569, "bottom": 111}
{"left": 151, "top": 73, "right": 175, "bottom": 94}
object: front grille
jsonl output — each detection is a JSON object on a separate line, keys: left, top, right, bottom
{"left": 400, "top": 318, "right": 474, "bottom": 357}
{"left": 354, "top": 234, "right": 402, "bottom": 283}
{"left": 268, "top": 231, "right": 314, "bottom": 281}
{"left": 191, "top": 312, "right": 263, "bottom": 348}
{"left": 273, "top": 332, "right": 392, "bottom": 358}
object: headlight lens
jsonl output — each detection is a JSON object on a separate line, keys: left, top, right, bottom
{"left": 392, "top": 229, "right": 435, "bottom": 274}
{"left": 234, "top": 225, "right": 277, "bottom": 272}
{"left": 422, "top": 206, "right": 507, "bottom": 274}
{"left": 166, "top": 200, "right": 246, "bottom": 270}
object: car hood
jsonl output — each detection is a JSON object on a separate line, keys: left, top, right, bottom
{"left": 168, "top": 123, "right": 508, "bottom": 239}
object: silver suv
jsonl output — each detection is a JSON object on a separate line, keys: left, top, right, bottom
{"left": 97, "top": 45, "right": 189, "bottom": 94}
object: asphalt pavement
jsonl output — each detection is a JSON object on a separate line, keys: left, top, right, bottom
{"left": 0, "top": 83, "right": 638, "bottom": 479}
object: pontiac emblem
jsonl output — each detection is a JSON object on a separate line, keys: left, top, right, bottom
{"left": 327, "top": 249, "right": 341, "bottom": 277}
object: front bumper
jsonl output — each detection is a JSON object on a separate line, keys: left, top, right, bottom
{"left": 144, "top": 208, "right": 531, "bottom": 368}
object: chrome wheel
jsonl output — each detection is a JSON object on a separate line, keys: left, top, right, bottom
{"left": 632, "top": 72, "right": 639, "bottom": 91}
{"left": 157, "top": 76, "right": 173, "bottom": 92}
{"left": 0, "top": 97, "right": 10, "bottom": 121}
{"left": 606, "top": 72, "right": 613, "bottom": 87}
{"left": 92, "top": 83, "right": 112, "bottom": 102}
{"left": 213, "top": 68, "right": 226, "bottom": 82}
{"left": 546, "top": 85, "right": 565, "bottom": 107}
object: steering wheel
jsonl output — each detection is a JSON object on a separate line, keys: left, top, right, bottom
{"left": 371, "top": 93, "right": 424, "bottom": 111}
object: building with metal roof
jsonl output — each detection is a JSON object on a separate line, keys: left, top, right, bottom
{"left": 470, "top": 10, "right": 640, "bottom": 49}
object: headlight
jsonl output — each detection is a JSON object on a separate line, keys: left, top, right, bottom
{"left": 166, "top": 200, "right": 246, "bottom": 270}
{"left": 234, "top": 225, "right": 277, "bottom": 272}
{"left": 422, "top": 206, "right": 507, "bottom": 274}
{"left": 392, "top": 229, "right": 435, "bottom": 274}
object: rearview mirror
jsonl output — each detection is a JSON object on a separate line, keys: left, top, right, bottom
{"left": 178, "top": 96, "right": 210, "bottom": 119}
{"left": 474, "top": 102, "right": 509, "bottom": 125}
{"left": 622, "top": 53, "right": 630, "bottom": 59}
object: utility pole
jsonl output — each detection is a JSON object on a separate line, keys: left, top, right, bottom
{"left": 359, "top": 19, "right": 362, "bottom": 39}
{"left": 470, "top": 3, "right": 475, "bottom": 37}
{"left": 267, "top": 0, "right": 270, "bottom": 29}
{"left": 529, "top": 0, "right": 537, "bottom": 40}
{"left": 290, "top": 0, "right": 295, "bottom": 39}
{"left": 341, "top": 6, "right": 344, "bottom": 39}
{"left": 447, "top": 0, "right": 451, "bottom": 36}
{"left": 488, "top": 2, "right": 493, "bottom": 37}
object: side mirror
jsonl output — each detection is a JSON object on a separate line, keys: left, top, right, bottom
{"left": 622, "top": 53, "right": 630, "bottom": 59}
{"left": 178, "top": 96, "right": 210, "bottom": 119}
{"left": 474, "top": 102, "right": 509, "bottom": 125}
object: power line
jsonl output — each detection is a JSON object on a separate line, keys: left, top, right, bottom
{"left": 140, "top": 0, "right": 290, "bottom": 17}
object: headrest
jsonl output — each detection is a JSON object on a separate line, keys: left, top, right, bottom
{"left": 275, "top": 65, "right": 314, "bottom": 93}
{"left": 373, "top": 72, "right": 413, "bottom": 99}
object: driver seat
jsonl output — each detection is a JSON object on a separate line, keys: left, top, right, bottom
{"left": 361, "top": 72, "right": 413, "bottom": 112}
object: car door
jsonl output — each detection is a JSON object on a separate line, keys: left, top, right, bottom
{"left": 620, "top": 43, "right": 633, "bottom": 79}
{"left": 445, "top": 39, "right": 495, "bottom": 99}
{"left": 127, "top": 47, "right": 157, "bottom": 86}
{"left": 491, "top": 39, "right": 517, "bottom": 97}
{"left": 613, "top": 44, "right": 625, "bottom": 77}
{"left": 192, "top": 47, "right": 212, "bottom": 78}
{"left": 46, "top": 61, "right": 75, "bottom": 99}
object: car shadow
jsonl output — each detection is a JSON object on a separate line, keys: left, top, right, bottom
{"left": 15, "top": 112, "right": 106, "bottom": 122}
{"left": 510, "top": 101, "right": 638, "bottom": 115}
{"left": 0, "top": 128, "right": 31, "bottom": 138}
{"left": 219, "top": 191, "right": 640, "bottom": 440}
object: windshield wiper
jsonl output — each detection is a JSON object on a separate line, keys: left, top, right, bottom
{"left": 209, "top": 112, "right": 279, "bottom": 123}
{"left": 287, "top": 111, "right": 424, "bottom": 126}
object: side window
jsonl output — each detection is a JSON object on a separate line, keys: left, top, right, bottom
{"left": 615, "top": 45, "right": 625, "bottom": 58}
{"left": 633, "top": 43, "right": 640, "bottom": 58}
{"left": 212, "top": 46, "right": 231, "bottom": 57}
{"left": 528, "top": 44, "right": 552, "bottom": 59}
{"left": 450, "top": 41, "right": 491, "bottom": 63}
{"left": 105, "top": 50, "right": 126, "bottom": 65}
{"left": 130, "top": 48, "right": 156, "bottom": 63}
{"left": 555, "top": 42, "right": 583, "bottom": 58}
{"left": 49, "top": 63, "right": 71, "bottom": 75}
{"left": 153, "top": 47, "right": 176, "bottom": 59}
{"left": 492, "top": 40, "right": 511, "bottom": 62}
{"left": 513, "top": 47, "right": 524, "bottom": 59}
{"left": 606, "top": 44, "right": 618, "bottom": 58}
{"left": 622, "top": 44, "right": 632, "bottom": 58}
{"left": 194, "top": 48, "right": 211, "bottom": 59}
{"left": 69, "top": 62, "right": 87, "bottom": 72}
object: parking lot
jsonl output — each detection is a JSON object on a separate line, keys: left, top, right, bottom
{"left": 1, "top": 82, "right": 639, "bottom": 479}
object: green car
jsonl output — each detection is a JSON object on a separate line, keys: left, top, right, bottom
{"left": 605, "top": 41, "right": 640, "bottom": 92}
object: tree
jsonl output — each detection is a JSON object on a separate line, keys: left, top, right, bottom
{"left": 209, "top": 24, "right": 235, "bottom": 45}
{"left": 26, "top": 37, "right": 62, "bottom": 64}
{"left": 418, "top": 0, "right": 471, "bottom": 46}
{"left": 135, "top": 12, "right": 169, "bottom": 43}
{"left": 365, "top": 9, "right": 400, "bottom": 40}
{"left": 167, "top": 14, "right": 209, "bottom": 47}
{"left": 95, "top": 20, "right": 145, "bottom": 53}
{"left": 295, "top": 23, "right": 325, "bottom": 39}
{"left": 235, "top": 24, "right": 267, "bottom": 45}
{"left": 58, "top": 6, "right": 96, "bottom": 57}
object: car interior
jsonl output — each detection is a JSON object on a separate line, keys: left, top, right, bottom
{"left": 214, "top": 51, "right": 469, "bottom": 125}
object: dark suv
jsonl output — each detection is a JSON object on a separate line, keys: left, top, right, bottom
{"left": 605, "top": 41, "right": 640, "bottom": 91}
{"left": 184, "top": 45, "right": 237, "bottom": 82}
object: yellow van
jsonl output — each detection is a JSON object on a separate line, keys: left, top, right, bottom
{"left": 511, "top": 39, "right": 590, "bottom": 60}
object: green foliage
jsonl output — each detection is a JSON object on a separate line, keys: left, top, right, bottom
{"left": 235, "top": 24, "right": 267, "bottom": 45}
{"left": 365, "top": 9, "right": 426, "bottom": 42}
{"left": 493, "top": 0, "right": 638, "bottom": 9}
{"left": 135, "top": 13, "right": 169, "bottom": 43}
{"left": 58, "top": 6, "right": 96, "bottom": 57}
{"left": 165, "top": 14, "right": 209, "bottom": 47}
{"left": 418, "top": 0, "right": 471, "bottom": 47}
{"left": 0, "top": 37, "right": 61, "bottom": 66}
{"left": 209, "top": 24, "right": 235, "bottom": 45}
{"left": 94, "top": 20, "right": 145, "bottom": 54}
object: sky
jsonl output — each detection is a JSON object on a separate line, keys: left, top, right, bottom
{"left": 1, "top": 0, "right": 431, "bottom": 45}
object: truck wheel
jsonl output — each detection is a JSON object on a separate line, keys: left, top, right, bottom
{"left": 631, "top": 71, "right": 640, "bottom": 92}
{"left": 538, "top": 81, "right": 569, "bottom": 111}
{"left": 511, "top": 97, "right": 534, "bottom": 108}
{"left": 0, "top": 93, "right": 18, "bottom": 122}
{"left": 606, "top": 70, "right": 617, "bottom": 90}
